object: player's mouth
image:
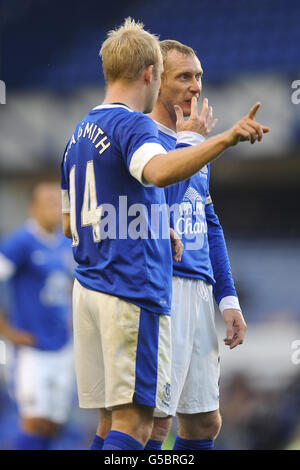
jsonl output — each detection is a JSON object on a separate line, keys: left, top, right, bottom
{"left": 185, "top": 95, "right": 200, "bottom": 104}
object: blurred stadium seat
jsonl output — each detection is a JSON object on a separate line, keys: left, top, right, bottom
{"left": 1, "top": 0, "right": 299, "bottom": 89}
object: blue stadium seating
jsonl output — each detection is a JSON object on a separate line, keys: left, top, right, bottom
{"left": 2, "top": 0, "right": 299, "bottom": 90}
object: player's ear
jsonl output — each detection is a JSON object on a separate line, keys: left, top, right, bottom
{"left": 144, "top": 65, "right": 154, "bottom": 85}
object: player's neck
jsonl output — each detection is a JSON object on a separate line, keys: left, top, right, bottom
{"left": 103, "top": 82, "right": 146, "bottom": 113}
{"left": 149, "top": 102, "right": 176, "bottom": 132}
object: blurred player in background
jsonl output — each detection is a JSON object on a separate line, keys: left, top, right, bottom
{"left": 0, "top": 181, "right": 75, "bottom": 450}
{"left": 61, "top": 18, "right": 269, "bottom": 451}
{"left": 145, "top": 40, "right": 248, "bottom": 451}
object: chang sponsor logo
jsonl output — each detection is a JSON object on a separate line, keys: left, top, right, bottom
{"left": 174, "top": 186, "right": 207, "bottom": 251}
{"left": 68, "top": 191, "right": 206, "bottom": 250}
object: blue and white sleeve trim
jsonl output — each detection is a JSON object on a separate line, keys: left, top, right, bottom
{"left": 219, "top": 295, "right": 241, "bottom": 314}
{"left": 61, "top": 190, "right": 70, "bottom": 214}
{"left": 129, "top": 142, "right": 167, "bottom": 187}
{"left": 176, "top": 131, "right": 205, "bottom": 146}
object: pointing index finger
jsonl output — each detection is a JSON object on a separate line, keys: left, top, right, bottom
{"left": 248, "top": 102, "right": 261, "bottom": 120}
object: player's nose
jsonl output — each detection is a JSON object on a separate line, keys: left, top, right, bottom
{"left": 190, "top": 78, "right": 201, "bottom": 95}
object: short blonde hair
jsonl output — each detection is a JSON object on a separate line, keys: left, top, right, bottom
{"left": 99, "top": 17, "right": 161, "bottom": 83}
{"left": 159, "top": 39, "right": 197, "bottom": 74}
{"left": 160, "top": 40, "right": 196, "bottom": 59}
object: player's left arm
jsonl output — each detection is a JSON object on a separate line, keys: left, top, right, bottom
{"left": 62, "top": 214, "right": 72, "bottom": 239}
{"left": 206, "top": 201, "right": 247, "bottom": 349}
{"left": 0, "top": 249, "right": 36, "bottom": 347}
{"left": 222, "top": 308, "right": 247, "bottom": 350}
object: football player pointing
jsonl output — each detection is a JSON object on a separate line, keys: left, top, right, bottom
{"left": 61, "top": 20, "right": 269, "bottom": 450}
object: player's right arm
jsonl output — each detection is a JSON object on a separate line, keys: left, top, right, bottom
{"left": 0, "top": 312, "right": 35, "bottom": 347}
{"left": 143, "top": 100, "right": 270, "bottom": 187}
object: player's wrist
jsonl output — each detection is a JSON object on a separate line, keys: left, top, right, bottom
{"left": 219, "top": 296, "right": 241, "bottom": 314}
{"left": 220, "top": 129, "right": 235, "bottom": 148}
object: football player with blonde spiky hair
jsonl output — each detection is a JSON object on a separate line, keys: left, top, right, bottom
{"left": 61, "top": 19, "right": 269, "bottom": 450}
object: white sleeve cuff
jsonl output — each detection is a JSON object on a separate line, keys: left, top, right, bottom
{"left": 205, "top": 194, "right": 212, "bottom": 205}
{"left": 176, "top": 131, "right": 205, "bottom": 146}
{"left": 219, "top": 296, "right": 241, "bottom": 314}
{"left": 0, "top": 253, "right": 16, "bottom": 281}
{"left": 61, "top": 190, "right": 70, "bottom": 214}
{"left": 129, "top": 142, "right": 167, "bottom": 187}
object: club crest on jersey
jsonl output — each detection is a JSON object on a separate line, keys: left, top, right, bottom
{"left": 200, "top": 165, "right": 208, "bottom": 175}
{"left": 31, "top": 250, "right": 47, "bottom": 265}
{"left": 159, "top": 382, "right": 171, "bottom": 408}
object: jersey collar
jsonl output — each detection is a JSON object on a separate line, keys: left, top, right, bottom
{"left": 92, "top": 104, "right": 133, "bottom": 112}
{"left": 154, "top": 121, "right": 177, "bottom": 138}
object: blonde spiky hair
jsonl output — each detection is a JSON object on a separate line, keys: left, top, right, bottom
{"left": 99, "top": 17, "right": 162, "bottom": 83}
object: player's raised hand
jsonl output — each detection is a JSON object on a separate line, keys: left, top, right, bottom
{"left": 223, "top": 309, "right": 247, "bottom": 350}
{"left": 204, "top": 102, "right": 218, "bottom": 136}
{"left": 175, "top": 96, "right": 218, "bottom": 137}
{"left": 227, "top": 102, "right": 270, "bottom": 146}
{"left": 248, "top": 102, "right": 261, "bottom": 120}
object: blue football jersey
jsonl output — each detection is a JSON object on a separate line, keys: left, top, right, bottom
{"left": 157, "top": 122, "right": 238, "bottom": 306}
{"left": 0, "top": 221, "right": 73, "bottom": 351}
{"left": 61, "top": 104, "right": 172, "bottom": 315}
